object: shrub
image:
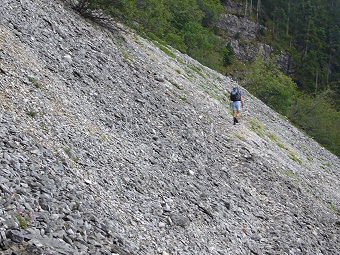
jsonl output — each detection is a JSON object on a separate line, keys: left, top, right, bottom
{"left": 289, "top": 92, "right": 340, "bottom": 156}
{"left": 244, "top": 57, "right": 297, "bottom": 116}
{"left": 223, "top": 43, "right": 235, "bottom": 66}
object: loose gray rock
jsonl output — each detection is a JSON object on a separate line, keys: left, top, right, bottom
{"left": 0, "top": 0, "right": 339, "bottom": 255}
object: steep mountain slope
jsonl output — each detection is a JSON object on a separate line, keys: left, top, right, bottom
{"left": 0, "top": 0, "right": 339, "bottom": 255}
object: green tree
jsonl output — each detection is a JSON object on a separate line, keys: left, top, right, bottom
{"left": 289, "top": 92, "right": 340, "bottom": 155}
{"left": 244, "top": 58, "right": 297, "bottom": 115}
{"left": 197, "top": 0, "right": 224, "bottom": 27}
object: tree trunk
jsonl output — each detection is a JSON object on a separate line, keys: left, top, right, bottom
{"left": 256, "top": 0, "right": 261, "bottom": 21}
{"left": 326, "top": 53, "right": 331, "bottom": 89}
{"left": 315, "top": 70, "right": 318, "bottom": 94}
{"left": 286, "top": 0, "right": 291, "bottom": 36}
{"left": 244, "top": 0, "right": 248, "bottom": 17}
{"left": 304, "top": 17, "right": 311, "bottom": 57}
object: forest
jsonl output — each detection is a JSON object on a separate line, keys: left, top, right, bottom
{"left": 70, "top": 0, "right": 340, "bottom": 156}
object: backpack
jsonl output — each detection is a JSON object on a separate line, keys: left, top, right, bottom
{"left": 230, "top": 87, "right": 241, "bottom": 101}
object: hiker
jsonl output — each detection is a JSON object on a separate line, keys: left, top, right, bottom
{"left": 230, "top": 86, "right": 244, "bottom": 125}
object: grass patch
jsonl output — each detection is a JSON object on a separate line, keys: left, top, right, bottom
{"left": 179, "top": 94, "right": 188, "bottom": 102}
{"left": 100, "top": 134, "right": 110, "bottom": 142}
{"left": 328, "top": 202, "right": 340, "bottom": 216}
{"left": 41, "top": 123, "right": 49, "bottom": 134}
{"left": 322, "top": 162, "right": 331, "bottom": 168}
{"left": 277, "top": 142, "right": 286, "bottom": 149}
{"left": 28, "top": 76, "right": 42, "bottom": 89}
{"left": 177, "top": 58, "right": 185, "bottom": 65}
{"left": 169, "top": 80, "right": 183, "bottom": 90}
{"left": 153, "top": 40, "right": 176, "bottom": 58}
{"left": 283, "top": 170, "right": 300, "bottom": 186}
{"left": 16, "top": 214, "right": 30, "bottom": 229}
{"left": 236, "top": 133, "right": 246, "bottom": 142}
{"left": 249, "top": 119, "right": 266, "bottom": 138}
{"left": 248, "top": 120, "right": 291, "bottom": 152}
{"left": 307, "top": 156, "right": 313, "bottom": 161}
{"left": 26, "top": 110, "right": 38, "bottom": 118}
{"left": 268, "top": 133, "right": 279, "bottom": 143}
{"left": 189, "top": 65, "right": 205, "bottom": 78}
{"left": 122, "top": 50, "right": 134, "bottom": 63}
{"left": 268, "top": 133, "right": 287, "bottom": 149}
{"left": 63, "top": 146, "right": 72, "bottom": 157}
{"left": 285, "top": 170, "right": 298, "bottom": 179}
{"left": 289, "top": 150, "right": 302, "bottom": 164}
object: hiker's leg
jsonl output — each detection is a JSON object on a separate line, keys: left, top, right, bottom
{"left": 235, "top": 111, "right": 240, "bottom": 123}
{"left": 236, "top": 111, "right": 240, "bottom": 119}
{"left": 234, "top": 101, "right": 241, "bottom": 122}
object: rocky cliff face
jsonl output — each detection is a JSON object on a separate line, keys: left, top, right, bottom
{"left": 0, "top": 0, "right": 339, "bottom": 255}
{"left": 217, "top": 0, "right": 291, "bottom": 75}
{"left": 216, "top": 1, "right": 271, "bottom": 63}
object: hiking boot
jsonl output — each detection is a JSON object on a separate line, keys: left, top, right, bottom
{"left": 233, "top": 117, "right": 237, "bottom": 125}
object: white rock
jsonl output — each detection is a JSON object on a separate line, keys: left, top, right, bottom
{"left": 63, "top": 54, "right": 72, "bottom": 63}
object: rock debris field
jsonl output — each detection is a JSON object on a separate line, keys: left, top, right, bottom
{"left": 0, "top": 0, "right": 339, "bottom": 254}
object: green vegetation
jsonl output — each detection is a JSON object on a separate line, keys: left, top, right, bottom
{"left": 328, "top": 202, "right": 340, "bottom": 216}
{"left": 41, "top": 123, "right": 49, "bottom": 134}
{"left": 249, "top": 119, "right": 266, "bottom": 138}
{"left": 16, "top": 213, "right": 31, "bottom": 229}
{"left": 257, "top": 0, "right": 340, "bottom": 101}
{"left": 244, "top": 58, "right": 297, "bottom": 116}
{"left": 244, "top": 58, "right": 340, "bottom": 156}
{"left": 26, "top": 110, "right": 38, "bottom": 118}
{"left": 289, "top": 92, "right": 340, "bottom": 155}
{"left": 283, "top": 170, "right": 301, "bottom": 186}
{"left": 63, "top": 146, "right": 72, "bottom": 157}
{"left": 179, "top": 94, "right": 188, "bottom": 102}
{"left": 289, "top": 150, "right": 302, "bottom": 164}
{"left": 28, "top": 76, "right": 42, "bottom": 89}
{"left": 100, "top": 134, "right": 109, "bottom": 142}
{"left": 235, "top": 133, "right": 246, "bottom": 142}
{"left": 122, "top": 50, "right": 133, "bottom": 63}
{"left": 152, "top": 40, "right": 176, "bottom": 58}
{"left": 189, "top": 65, "right": 205, "bottom": 78}
{"left": 284, "top": 170, "right": 299, "bottom": 180}
{"left": 268, "top": 133, "right": 286, "bottom": 149}
{"left": 70, "top": 0, "right": 233, "bottom": 71}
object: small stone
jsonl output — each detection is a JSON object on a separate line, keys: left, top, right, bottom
{"left": 224, "top": 201, "right": 231, "bottom": 210}
{"left": 0, "top": 230, "right": 6, "bottom": 240}
{"left": 84, "top": 179, "right": 92, "bottom": 185}
{"left": 155, "top": 75, "right": 165, "bottom": 82}
{"left": 162, "top": 203, "right": 171, "bottom": 212}
{"left": 66, "top": 228, "right": 75, "bottom": 236}
{"left": 30, "top": 149, "right": 40, "bottom": 155}
{"left": 158, "top": 222, "right": 166, "bottom": 228}
{"left": 188, "top": 170, "right": 195, "bottom": 176}
{"left": 170, "top": 214, "right": 189, "bottom": 228}
{"left": 64, "top": 54, "right": 72, "bottom": 63}
{"left": 6, "top": 229, "right": 24, "bottom": 243}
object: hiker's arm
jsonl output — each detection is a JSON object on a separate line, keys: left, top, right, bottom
{"left": 241, "top": 96, "right": 244, "bottom": 108}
